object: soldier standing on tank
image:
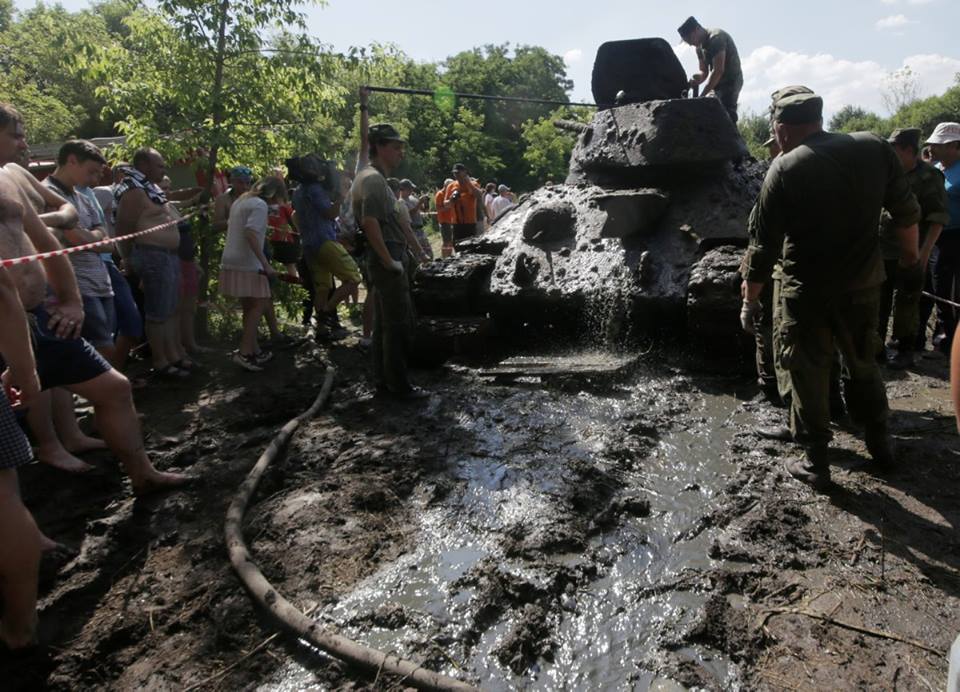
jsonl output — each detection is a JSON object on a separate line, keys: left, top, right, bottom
{"left": 678, "top": 16, "right": 743, "bottom": 123}
{"left": 877, "top": 128, "right": 949, "bottom": 369}
{"left": 741, "top": 89, "right": 921, "bottom": 489}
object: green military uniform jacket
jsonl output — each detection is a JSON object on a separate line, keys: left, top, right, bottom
{"left": 744, "top": 130, "right": 920, "bottom": 300}
{"left": 878, "top": 159, "right": 950, "bottom": 261}
{"left": 698, "top": 29, "right": 742, "bottom": 92}
{"left": 352, "top": 164, "right": 408, "bottom": 250}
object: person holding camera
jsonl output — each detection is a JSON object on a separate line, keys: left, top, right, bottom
{"left": 291, "top": 156, "right": 361, "bottom": 342}
{"left": 442, "top": 163, "right": 485, "bottom": 250}
{"left": 352, "top": 123, "right": 427, "bottom": 400}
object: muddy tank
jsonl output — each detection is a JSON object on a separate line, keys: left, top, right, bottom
{"left": 412, "top": 38, "right": 766, "bottom": 358}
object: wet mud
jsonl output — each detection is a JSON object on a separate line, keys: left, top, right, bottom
{"left": 7, "top": 336, "right": 958, "bottom": 690}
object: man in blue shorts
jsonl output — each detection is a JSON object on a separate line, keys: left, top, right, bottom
{"left": 0, "top": 103, "right": 192, "bottom": 495}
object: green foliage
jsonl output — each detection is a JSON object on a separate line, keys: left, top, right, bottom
{"left": 828, "top": 105, "right": 888, "bottom": 136}
{"left": 738, "top": 111, "right": 771, "bottom": 160}
{"left": 85, "top": 0, "right": 339, "bottom": 172}
{"left": 520, "top": 106, "right": 592, "bottom": 184}
{"left": 0, "top": 0, "right": 13, "bottom": 32}
{"left": 0, "top": 1, "right": 127, "bottom": 141}
{"left": 889, "top": 82, "right": 960, "bottom": 137}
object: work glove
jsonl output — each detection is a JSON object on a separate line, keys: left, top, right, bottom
{"left": 740, "top": 299, "right": 760, "bottom": 335}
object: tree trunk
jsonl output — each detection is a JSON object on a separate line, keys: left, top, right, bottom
{"left": 197, "top": 0, "right": 230, "bottom": 339}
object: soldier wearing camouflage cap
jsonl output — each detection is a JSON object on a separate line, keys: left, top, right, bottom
{"left": 741, "top": 88, "right": 921, "bottom": 489}
{"left": 678, "top": 16, "right": 743, "bottom": 123}
{"left": 878, "top": 128, "right": 950, "bottom": 367}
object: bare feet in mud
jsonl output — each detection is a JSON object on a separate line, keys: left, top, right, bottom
{"left": 37, "top": 434, "right": 107, "bottom": 473}
{"left": 132, "top": 470, "right": 196, "bottom": 497}
{"left": 36, "top": 445, "right": 95, "bottom": 473}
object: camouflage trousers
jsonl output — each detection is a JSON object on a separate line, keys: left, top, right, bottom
{"left": 777, "top": 287, "right": 888, "bottom": 449}
{"left": 878, "top": 259, "right": 925, "bottom": 350}
{"left": 366, "top": 252, "right": 416, "bottom": 394}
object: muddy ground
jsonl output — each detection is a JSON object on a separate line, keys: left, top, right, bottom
{"left": 5, "top": 323, "right": 958, "bottom": 691}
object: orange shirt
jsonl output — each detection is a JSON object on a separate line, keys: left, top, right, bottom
{"left": 443, "top": 179, "right": 482, "bottom": 225}
{"left": 435, "top": 189, "right": 455, "bottom": 224}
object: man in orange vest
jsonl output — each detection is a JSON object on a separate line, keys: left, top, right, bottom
{"left": 434, "top": 178, "right": 455, "bottom": 258}
{"left": 442, "top": 163, "right": 484, "bottom": 252}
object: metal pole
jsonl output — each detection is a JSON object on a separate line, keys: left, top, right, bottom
{"left": 362, "top": 84, "right": 598, "bottom": 109}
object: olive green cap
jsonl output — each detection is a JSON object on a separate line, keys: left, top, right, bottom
{"left": 887, "top": 128, "right": 921, "bottom": 150}
{"left": 769, "top": 85, "right": 814, "bottom": 103}
{"left": 767, "top": 85, "right": 814, "bottom": 118}
{"left": 772, "top": 92, "right": 823, "bottom": 125}
{"left": 678, "top": 16, "right": 700, "bottom": 37}
{"left": 368, "top": 123, "right": 405, "bottom": 144}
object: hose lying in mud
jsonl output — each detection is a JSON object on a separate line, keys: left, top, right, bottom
{"left": 225, "top": 367, "right": 477, "bottom": 691}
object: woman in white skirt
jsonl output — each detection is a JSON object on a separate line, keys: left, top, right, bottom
{"left": 219, "top": 176, "right": 284, "bottom": 371}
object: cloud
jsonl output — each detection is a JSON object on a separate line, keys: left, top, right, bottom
{"left": 881, "top": 0, "right": 937, "bottom": 4}
{"left": 876, "top": 14, "right": 916, "bottom": 29}
{"left": 672, "top": 42, "right": 960, "bottom": 118}
{"left": 563, "top": 49, "right": 583, "bottom": 66}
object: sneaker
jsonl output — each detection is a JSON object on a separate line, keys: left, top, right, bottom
{"left": 254, "top": 350, "right": 274, "bottom": 365}
{"left": 322, "top": 311, "right": 349, "bottom": 341}
{"left": 233, "top": 352, "right": 264, "bottom": 372}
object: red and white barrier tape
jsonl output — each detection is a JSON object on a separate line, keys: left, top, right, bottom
{"left": 0, "top": 212, "right": 199, "bottom": 268}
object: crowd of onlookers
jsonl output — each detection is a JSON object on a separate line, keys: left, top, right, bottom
{"left": 0, "top": 92, "right": 528, "bottom": 654}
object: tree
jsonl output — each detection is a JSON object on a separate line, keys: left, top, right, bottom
{"left": 0, "top": 0, "right": 13, "bottom": 33}
{"left": 737, "top": 111, "right": 771, "bottom": 160}
{"left": 889, "top": 81, "right": 960, "bottom": 136}
{"left": 828, "top": 105, "right": 888, "bottom": 135}
{"left": 0, "top": 2, "right": 127, "bottom": 142}
{"left": 521, "top": 106, "right": 592, "bottom": 185}
{"left": 86, "top": 0, "right": 335, "bottom": 331}
{"left": 439, "top": 44, "right": 573, "bottom": 189}
{"left": 881, "top": 66, "right": 921, "bottom": 115}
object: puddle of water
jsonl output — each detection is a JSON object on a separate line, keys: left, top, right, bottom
{"left": 261, "top": 364, "right": 745, "bottom": 690}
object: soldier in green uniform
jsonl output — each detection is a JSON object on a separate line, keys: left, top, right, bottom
{"left": 352, "top": 123, "right": 428, "bottom": 400}
{"left": 742, "top": 87, "right": 814, "bottom": 409}
{"left": 678, "top": 16, "right": 743, "bottom": 123}
{"left": 877, "top": 128, "right": 949, "bottom": 368}
{"left": 742, "top": 90, "right": 921, "bottom": 489}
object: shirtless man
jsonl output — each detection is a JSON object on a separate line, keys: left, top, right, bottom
{"left": 115, "top": 148, "right": 202, "bottom": 378}
{"left": 2, "top": 128, "right": 108, "bottom": 473}
{"left": 0, "top": 104, "right": 191, "bottom": 494}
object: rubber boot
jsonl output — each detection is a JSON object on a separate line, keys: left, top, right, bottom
{"left": 864, "top": 424, "right": 896, "bottom": 471}
{"left": 755, "top": 425, "right": 793, "bottom": 442}
{"left": 784, "top": 446, "right": 831, "bottom": 490}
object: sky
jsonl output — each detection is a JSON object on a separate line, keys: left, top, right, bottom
{"left": 14, "top": 0, "right": 960, "bottom": 120}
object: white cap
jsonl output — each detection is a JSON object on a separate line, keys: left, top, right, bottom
{"left": 925, "top": 122, "right": 960, "bottom": 145}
